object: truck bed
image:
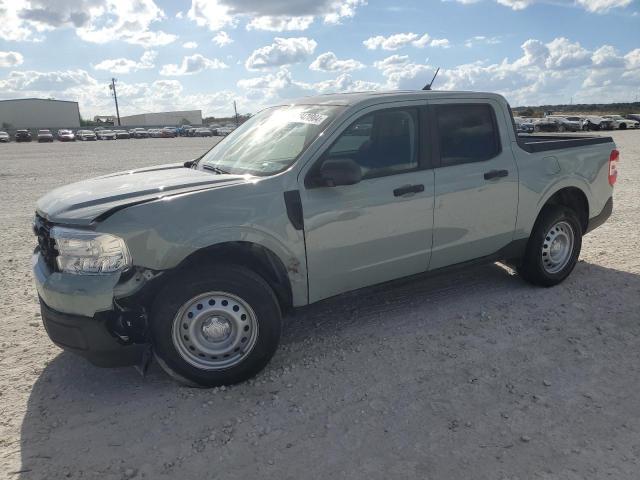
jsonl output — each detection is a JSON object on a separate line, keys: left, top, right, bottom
{"left": 517, "top": 134, "right": 613, "bottom": 153}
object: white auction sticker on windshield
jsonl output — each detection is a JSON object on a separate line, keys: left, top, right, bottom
{"left": 295, "top": 112, "right": 328, "bottom": 125}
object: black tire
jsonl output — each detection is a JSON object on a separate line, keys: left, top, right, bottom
{"left": 517, "top": 205, "right": 582, "bottom": 287}
{"left": 151, "top": 265, "right": 282, "bottom": 387}
{"left": 619, "top": 123, "right": 627, "bottom": 130}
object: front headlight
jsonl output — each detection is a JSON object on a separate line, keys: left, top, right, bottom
{"left": 51, "top": 227, "right": 131, "bottom": 274}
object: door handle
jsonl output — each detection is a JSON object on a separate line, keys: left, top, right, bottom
{"left": 484, "top": 169, "right": 509, "bottom": 180}
{"left": 393, "top": 184, "right": 425, "bottom": 197}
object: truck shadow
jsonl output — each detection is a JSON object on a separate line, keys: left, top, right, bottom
{"left": 15, "top": 261, "right": 640, "bottom": 478}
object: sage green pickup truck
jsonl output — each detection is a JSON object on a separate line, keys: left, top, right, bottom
{"left": 32, "top": 91, "right": 617, "bottom": 386}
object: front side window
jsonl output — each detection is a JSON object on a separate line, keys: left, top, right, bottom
{"left": 324, "top": 108, "right": 418, "bottom": 179}
{"left": 200, "top": 105, "right": 343, "bottom": 176}
{"left": 435, "top": 104, "right": 500, "bottom": 167}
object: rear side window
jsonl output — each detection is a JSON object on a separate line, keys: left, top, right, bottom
{"left": 435, "top": 104, "right": 501, "bottom": 167}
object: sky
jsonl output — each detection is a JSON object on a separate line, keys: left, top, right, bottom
{"left": 0, "top": 0, "right": 639, "bottom": 119}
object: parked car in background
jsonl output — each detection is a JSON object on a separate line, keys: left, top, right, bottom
{"left": 216, "top": 126, "right": 236, "bottom": 136}
{"left": 513, "top": 116, "right": 534, "bottom": 134}
{"left": 161, "top": 128, "right": 176, "bottom": 138}
{"left": 37, "top": 129, "right": 54, "bottom": 142}
{"left": 131, "top": 128, "right": 148, "bottom": 139}
{"left": 545, "top": 116, "right": 582, "bottom": 132}
{"left": 582, "top": 116, "right": 614, "bottom": 131}
{"left": 0, "top": 131, "right": 9, "bottom": 142}
{"left": 57, "top": 129, "right": 75, "bottom": 142}
{"left": 96, "top": 129, "right": 116, "bottom": 140}
{"left": 533, "top": 117, "right": 559, "bottom": 133}
{"left": 15, "top": 129, "right": 32, "bottom": 142}
{"left": 178, "top": 125, "right": 192, "bottom": 136}
{"left": 76, "top": 130, "right": 97, "bottom": 141}
{"left": 31, "top": 90, "right": 618, "bottom": 387}
{"left": 115, "top": 130, "right": 130, "bottom": 139}
{"left": 602, "top": 115, "right": 640, "bottom": 130}
{"left": 194, "top": 127, "right": 213, "bottom": 137}
{"left": 626, "top": 113, "right": 640, "bottom": 122}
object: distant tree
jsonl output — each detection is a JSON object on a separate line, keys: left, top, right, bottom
{"left": 2, "top": 122, "right": 14, "bottom": 130}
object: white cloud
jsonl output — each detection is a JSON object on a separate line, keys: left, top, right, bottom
{"left": 310, "top": 52, "right": 365, "bottom": 72}
{"left": 160, "top": 54, "right": 228, "bottom": 76}
{"left": 373, "top": 54, "right": 410, "bottom": 72}
{"left": 455, "top": 0, "right": 632, "bottom": 13}
{"left": 93, "top": 51, "right": 157, "bottom": 74}
{"left": 183, "top": 41, "right": 198, "bottom": 49}
{"left": 545, "top": 37, "right": 591, "bottom": 70}
{"left": 245, "top": 37, "right": 317, "bottom": 70}
{"left": 591, "top": 45, "right": 625, "bottom": 69}
{"left": 430, "top": 38, "right": 451, "bottom": 48}
{"left": 465, "top": 36, "right": 501, "bottom": 48}
{"left": 5, "top": 0, "right": 178, "bottom": 47}
{"left": 363, "top": 32, "right": 446, "bottom": 51}
{"left": 0, "top": 51, "right": 25, "bottom": 68}
{"left": 0, "top": 69, "right": 99, "bottom": 92}
{"left": 212, "top": 31, "right": 233, "bottom": 47}
{"left": 246, "top": 16, "right": 314, "bottom": 31}
{"left": 186, "top": 0, "right": 366, "bottom": 31}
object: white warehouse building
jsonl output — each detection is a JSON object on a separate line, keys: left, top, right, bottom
{"left": 0, "top": 98, "right": 81, "bottom": 129}
{"left": 119, "top": 110, "right": 203, "bottom": 127}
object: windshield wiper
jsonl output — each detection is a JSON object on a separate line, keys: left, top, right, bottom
{"left": 202, "top": 164, "right": 230, "bottom": 175}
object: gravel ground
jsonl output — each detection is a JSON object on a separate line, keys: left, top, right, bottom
{"left": 1, "top": 133, "right": 639, "bottom": 480}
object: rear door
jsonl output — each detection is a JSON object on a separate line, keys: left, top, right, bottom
{"left": 428, "top": 99, "right": 518, "bottom": 270}
{"left": 299, "top": 103, "right": 435, "bottom": 303}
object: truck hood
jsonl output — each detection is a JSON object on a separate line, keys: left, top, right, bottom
{"left": 36, "top": 163, "right": 250, "bottom": 226}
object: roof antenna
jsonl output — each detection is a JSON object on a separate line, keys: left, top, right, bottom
{"left": 422, "top": 67, "right": 440, "bottom": 90}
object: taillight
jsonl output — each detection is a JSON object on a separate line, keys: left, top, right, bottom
{"left": 609, "top": 149, "right": 619, "bottom": 186}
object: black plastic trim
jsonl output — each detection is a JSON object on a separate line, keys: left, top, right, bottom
{"left": 39, "top": 299, "right": 147, "bottom": 367}
{"left": 586, "top": 196, "right": 613, "bottom": 234}
{"left": 517, "top": 135, "right": 614, "bottom": 153}
{"left": 284, "top": 190, "right": 304, "bottom": 230}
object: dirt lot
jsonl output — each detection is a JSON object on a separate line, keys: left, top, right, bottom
{"left": 1, "top": 133, "right": 639, "bottom": 480}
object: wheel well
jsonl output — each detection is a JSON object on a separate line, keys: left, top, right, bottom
{"left": 167, "top": 242, "right": 294, "bottom": 312}
{"left": 544, "top": 187, "right": 589, "bottom": 232}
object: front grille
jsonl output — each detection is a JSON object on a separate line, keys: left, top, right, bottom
{"left": 34, "top": 214, "right": 58, "bottom": 270}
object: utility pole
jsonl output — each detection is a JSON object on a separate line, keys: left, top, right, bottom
{"left": 109, "top": 78, "right": 121, "bottom": 126}
{"left": 233, "top": 100, "right": 239, "bottom": 127}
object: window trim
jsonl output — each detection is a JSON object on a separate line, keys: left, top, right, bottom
{"left": 304, "top": 105, "right": 428, "bottom": 188}
{"left": 430, "top": 102, "right": 503, "bottom": 169}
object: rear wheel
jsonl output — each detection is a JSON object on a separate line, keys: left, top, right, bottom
{"left": 151, "top": 265, "right": 282, "bottom": 387}
{"left": 619, "top": 123, "right": 627, "bottom": 130}
{"left": 518, "top": 205, "right": 582, "bottom": 287}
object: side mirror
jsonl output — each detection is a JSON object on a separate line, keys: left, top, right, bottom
{"left": 319, "top": 158, "right": 362, "bottom": 187}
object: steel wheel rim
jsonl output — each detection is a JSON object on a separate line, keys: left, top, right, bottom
{"left": 171, "top": 291, "right": 259, "bottom": 370}
{"left": 541, "top": 221, "right": 574, "bottom": 274}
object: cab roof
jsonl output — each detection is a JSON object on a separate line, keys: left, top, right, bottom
{"left": 286, "top": 90, "right": 507, "bottom": 107}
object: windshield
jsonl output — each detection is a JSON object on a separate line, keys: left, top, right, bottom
{"left": 200, "top": 104, "right": 343, "bottom": 176}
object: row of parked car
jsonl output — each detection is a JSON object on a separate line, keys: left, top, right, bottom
{"left": 514, "top": 113, "right": 640, "bottom": 134}
{"left": 0, "top": 124, "right": 237, "bottom": 143}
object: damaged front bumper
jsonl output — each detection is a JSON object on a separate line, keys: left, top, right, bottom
{"left": 33, "top": 251, "right": 158, "bottom": 367}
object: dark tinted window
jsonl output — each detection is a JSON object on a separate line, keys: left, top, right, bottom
{"left": 325, "top": 108, "right": 418, "bottom": 179}
{"left": 436, "top": 104, "right": 500, "bottom": 167}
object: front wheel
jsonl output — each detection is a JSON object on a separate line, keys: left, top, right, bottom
{"left": 151, "top": 265, "right": 282, "bottom": 387}
{"left": 517, "top": 205, "right": 582, "bottom": 287}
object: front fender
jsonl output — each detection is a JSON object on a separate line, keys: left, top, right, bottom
{"left": 97, "top": 183, "right": 309, "bottom": 306}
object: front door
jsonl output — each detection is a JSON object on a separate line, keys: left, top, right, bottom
{"left": 299, "top": 105, "right": 435, "bottom": 303}
{"left": 428, "top": 100, "right": 518, "bottom": 270}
